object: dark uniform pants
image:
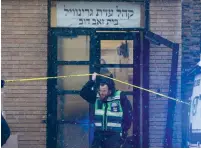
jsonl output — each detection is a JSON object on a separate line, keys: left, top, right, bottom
{"left": 91, "top": 131, "right": 123, "bottom": 148}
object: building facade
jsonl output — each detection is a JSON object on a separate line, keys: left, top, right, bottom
{"left": 2, "top": 0, "right": 48, "bottom": 147}
{"left": 1, "top": 0, "right": 200, "bottom": 148}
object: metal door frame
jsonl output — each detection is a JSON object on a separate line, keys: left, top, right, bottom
{"left": 46, "top": 29, "right": 149, "bottom": 147}
{"left": 47, "top": 29, "right": 95, "bottom": 148}
{"left": 93, "top": 32, "right": 142, "bottom": 147}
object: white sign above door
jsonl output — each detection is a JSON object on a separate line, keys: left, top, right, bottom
{"left": 56, "top": 1, "right": 142, "bottom": 28}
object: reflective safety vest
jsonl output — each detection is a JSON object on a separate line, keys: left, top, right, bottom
{"left": 94, "top": 91, "right": 123, "bottom": 132}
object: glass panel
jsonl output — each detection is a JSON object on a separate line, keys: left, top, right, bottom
{"left": 100, "top": 68, "right": 133, "bottom": 91}
{"left": 57, "top": 123, "right": 89, "bottom": 148}
{"left": 100, "top": 40, "right": 133, "bottom": 64}
{"left": 57, "top": 95, "right": 89, "bottom": 121}
{"left": 57, "top": 65, "right": 89, "bottom": 90}
{"left": 57, "top": 36, "right": 90, "bottom": 61}
{"left": 57, "top": 95, "right": 89, "bottom": 147}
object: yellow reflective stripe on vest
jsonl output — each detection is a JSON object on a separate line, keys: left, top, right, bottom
{"left": 114, "top": 96, "right": 120, "bottom": 99}
{"left": 107, "top": 97, "right": 120, "bottom": 101}
{"left": 95, "top": 109, "right": 104, "bottom": 115}
{"left": 107, "top": 122, "right": 121, "bottom": 127}
{"left": 107, "top": 111, "right": 123, "bottom": 117}
{"left": 94, "top": 122, "right": 102, "bottom": 127}
{"left": 95, "top": 122, "right": 121, "bottom": 127}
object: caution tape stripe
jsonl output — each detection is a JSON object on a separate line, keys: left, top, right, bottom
{"left": 4, "top": 73, "right": 190, "bottom": 105}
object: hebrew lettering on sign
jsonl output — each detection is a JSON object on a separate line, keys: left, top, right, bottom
{"left": 79, "top": 18, "right": 91, "bottom": 25}
{"left": 89, "top": 9, "right": 93, "bottom": 16}
{"left": 74, "top": 9, "right": 78, "bottom": 16}
{"left": 79, "top": 18, "right": 83, "bottom": 25}
{"left": 106, "top": 19, "right": 111, "bottom": 25}
{"left": 64, "top": 7, "right": 95, "bottom": 17}
{"left": 102, "top": 9, "right": 113, "bottom": 17}
{"left": 58, "top": 1, "right": 141, "bottom": 28}
{"left": 64, "top": 5, "right": 69, "bottom": 16}
{"left": 72, "top": 9, "right": 76, "bottom": 16}
{"left": 96, "top": 9, "right": 103, "bottom": 16}
{"left": 84, "top": 9, "right": 93, "bottom": 16}
{"left": 96, "top": 19, "right": 102, "bottom": 25}
{"left": 106, "top": 19, "right": 118, "bottom": 25}
{"left": 116, "top": 6, "right": 134, "bottom": 19}
{"left": 64, "top": 8, "right": 76, "bottom": 16}
{"left": 112, "top": 19, "right": 118, "bottom": 25}
{"left": 79, "top": 18, "right": 118, "bottom": 26}
{"left": 64, "top": 6, "right": 134, "bottom": 19}
{"left": 86, "top": 19, "right": 90, "bottom": 24}
{"left": 78, "top": 9, "right": 82, "bottom": 16}
{"left": 116, "top": 6, "right": 121, "bottom": 17}
{"left": 108, "top": 9, "right": 113, "bottom": 17}
{"left": 103, "top": 9, "right": 108, "bottom": 17}
{"left": 128, "top": 10, "right": 134, "bottom": 19}
{"left": 122, "top": 9, "right": 127, "bottom": 17}
{"left": 74, "top": 9, "right": 81, "bottom": 16}
{"left": 102, "top": 19, "right": 105, "bottom": 24}
{"left": 82, "top": 9, "right": 85, "bottom": 15}
{"left": 92, "top": 19, "right": 96, "bottom": 25}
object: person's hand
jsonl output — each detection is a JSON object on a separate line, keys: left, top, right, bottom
{"left": 92, "top": 72, "right": 98, "bottom": 81}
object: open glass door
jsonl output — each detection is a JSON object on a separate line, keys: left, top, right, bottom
{"left": 92, "top": 32, "right": 141, "bottom": 147}
{"left": 56, "top": 35, "right": 91, "bottom": 148}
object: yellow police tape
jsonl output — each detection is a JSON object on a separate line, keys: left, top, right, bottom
{"left": 5, "top": 73, "right": 190, "bottom": 105}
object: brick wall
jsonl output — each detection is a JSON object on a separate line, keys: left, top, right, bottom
{"left": 182, "top": 0, "right": 201, "bottom": 147}
{"left": 1, "top": 0, "right": 48, "bottom": 147}
{"left": 149, "top": 0, "right": 182, "bottom": 147}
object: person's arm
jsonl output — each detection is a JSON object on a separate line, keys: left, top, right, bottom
{"left": 80, "top": 73, "right": 98, "bottom": 104}
{"left": 120, "top": 92, "right": 133, "bottom": 137}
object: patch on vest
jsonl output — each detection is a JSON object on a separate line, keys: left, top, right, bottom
{"left": 111, "top": 102, "right": 120, "bottom": 112}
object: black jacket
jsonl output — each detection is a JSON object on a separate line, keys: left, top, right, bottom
{"left": 1, "top": 80, "right": 11, "bottom": 146}
{"left": 80, "top": 80, "right": 132, "bottom": 136}
{"left": 1, "top": 115, "right": 10, "bottom": 146}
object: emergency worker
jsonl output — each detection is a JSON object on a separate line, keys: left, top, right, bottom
{"left": 80, "top": 73, "right": 132, "bottom": 148}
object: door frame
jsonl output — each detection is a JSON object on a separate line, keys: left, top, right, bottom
{"left": 47, "top": 29, "right": 95, "bottom": 148}
{"left": 47, "top": 0, "right": 151, "bottom": 146}
{"left": 47, "top": 28, "right": 150, "bottom": 148}
{"left": 47, "top": 28, "right": 180, "bottom": 148}
{"left": 93, "top": 32, "right": 142, "bottom": 147}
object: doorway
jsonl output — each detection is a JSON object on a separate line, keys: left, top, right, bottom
{"left": 47, "top": 30, "right": 145, "bottom": 147}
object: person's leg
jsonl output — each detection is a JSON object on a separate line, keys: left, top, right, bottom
{"left": 91, "top": 132, "right": 103, "bottom": 148}
{"left": 104, "top": 133, "right": 121, "bottom": 148}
